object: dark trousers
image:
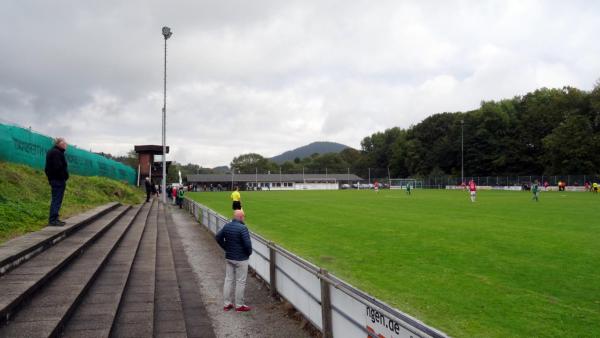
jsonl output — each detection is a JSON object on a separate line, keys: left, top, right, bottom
{"left": 146, "top": 191, "right": 151, "bottom": 202}
{"left": 49, "top": 180, "right": 66, "bottom": 222}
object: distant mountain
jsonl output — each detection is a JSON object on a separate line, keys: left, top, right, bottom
{"left": 212, "top": 165, "right": 230, "bottom": 173}
{"left": 270, "top": 141, "right": 351, "bottom": 164}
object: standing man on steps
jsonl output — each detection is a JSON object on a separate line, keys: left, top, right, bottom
{"left": 215, "top": 209, "right": 252, "bottom": 312}
{"left": 45, "top": 137, "right": 69, "bottom": 226}
{"left": 144, "top": 177, "right": 153, "bottom": 202}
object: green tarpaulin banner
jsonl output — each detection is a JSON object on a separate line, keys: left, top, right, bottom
{"left": 0, "top": 123, "right": 136, "bottom": 184}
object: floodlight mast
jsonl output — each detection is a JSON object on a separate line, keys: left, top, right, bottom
{"left": 161, "top": 26, "right": 172, "bottom": 203}
{"left": 461, "top": 119, "right": 464, "bottom": 185}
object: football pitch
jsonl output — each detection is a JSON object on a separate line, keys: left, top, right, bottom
{"left": 188, "top": 189, "right": 599, "bottom": 337}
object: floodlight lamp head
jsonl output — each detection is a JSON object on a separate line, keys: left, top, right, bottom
{"left": 162, "top": 26, "right": 172, "bottom": 39}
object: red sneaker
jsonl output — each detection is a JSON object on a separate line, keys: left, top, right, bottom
{"left": 235, "top": 305, "right": 251, "bottom": 312}
{"left": 223, "top": 304, "right": 234, "bottom": 311}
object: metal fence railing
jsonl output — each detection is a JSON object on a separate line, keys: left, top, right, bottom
{"left": 418, "top": 174, "right": 600, "bottom": 189}
{"left": 183, "top": 198, "right": 448, "bottom": 338}
{"left": 187, "top": 166, "right": 600, "bottom": 191}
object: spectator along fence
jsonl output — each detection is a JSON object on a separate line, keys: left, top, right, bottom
{"left": 183, "top": 198, "right": 448, "bottom": 338}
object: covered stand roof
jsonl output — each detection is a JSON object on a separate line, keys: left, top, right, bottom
{"left": 134, "top": 145, "right": 170, "bottom": 155}
{"left": 187, "top": 173, "right": 364, "bottom": 183}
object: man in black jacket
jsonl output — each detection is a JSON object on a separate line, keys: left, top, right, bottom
{"left": 144, "top": 177, "right": 153, "bottom": 202}
{"left": 215, "top": 209, "right": 253, "bottom": 312}
{"left": 45, "top": 138, "right": 69, "bottom": 226}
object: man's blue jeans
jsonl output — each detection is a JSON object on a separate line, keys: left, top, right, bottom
{"left": 49, "top": 180, "right": 66, "bottom": 223}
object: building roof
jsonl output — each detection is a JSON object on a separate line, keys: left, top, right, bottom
{"left": 134, "top": 145, "right": 170, "bottom": 154}
{"left": 187, "top": 173, "right": 364, "bottom": 183}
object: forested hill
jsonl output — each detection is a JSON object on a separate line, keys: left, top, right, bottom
{"left": 270, "top": 141, "right": 350, "bottom": 164}
{"left": 361, "top": 85, "right": 600, "bottom": 177}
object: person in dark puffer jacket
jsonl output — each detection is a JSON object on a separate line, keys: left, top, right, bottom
{"left": 215, "top": 209, "right": 253, "bottom": 312}
{"left": 45, "top": 137, "right": 69, "bottom": 226}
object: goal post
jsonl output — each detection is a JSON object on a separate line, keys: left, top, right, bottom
{"left": 389, "top": 178, "right": 422, "bottom": 189}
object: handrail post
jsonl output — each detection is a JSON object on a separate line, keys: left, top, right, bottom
{"left": 269, "top": 241, "right": 277, "bottom": 297}
{"left": 320, "top": 268, "right": 333, "bottom": 338}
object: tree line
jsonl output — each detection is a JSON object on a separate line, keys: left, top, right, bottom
{"left": 231, "top": 83, "right": 600, "bottom": 178}
{"left": 109, "top": 83, "right": 600, "bottom": 180}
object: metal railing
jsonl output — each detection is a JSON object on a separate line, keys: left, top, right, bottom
{"left": 183, "top": 198, "right": 448, "bottom": 338}
{"left": 418, "top": 174, "right": 600, "bottom": 189}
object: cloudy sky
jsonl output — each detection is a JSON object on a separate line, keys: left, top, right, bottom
{"left": 1, "top": 1, "right": 599, "bottom": 167}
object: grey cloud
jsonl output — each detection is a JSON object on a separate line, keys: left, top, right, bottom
{"left": 1, "top": 1, "right": 600, "bottom": 167}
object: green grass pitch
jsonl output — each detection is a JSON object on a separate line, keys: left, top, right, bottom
{"left": 188, "top": 189, "right": 600, "bottom": 337}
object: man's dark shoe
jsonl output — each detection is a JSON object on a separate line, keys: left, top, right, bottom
{"left": 57, "top": 220, "right": 67, "bottom": 225}
{"left": 48, "top": 221, "right": 64, "bottom": 226}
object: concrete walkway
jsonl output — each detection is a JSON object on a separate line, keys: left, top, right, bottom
{"left": 168, "top": 205, "right": 312, "bottom": 338}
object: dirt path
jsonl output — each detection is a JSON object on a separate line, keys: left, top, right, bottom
{"left": 168, "top": 206, "right": 312, "bottom": 338}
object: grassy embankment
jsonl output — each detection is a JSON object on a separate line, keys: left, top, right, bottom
{"left": 189, "top": 189, "right": 600, "bottom": 338}
{"left": 0, "top": 161, "right": 143, "bottom": 243}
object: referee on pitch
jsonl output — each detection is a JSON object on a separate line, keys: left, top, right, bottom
{"left": 231, "top": 186, "right": 242, "bottom": 210}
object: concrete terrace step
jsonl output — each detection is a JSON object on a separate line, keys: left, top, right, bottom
{"left": 0, "top": 202, "right": 120, "bottom": 276}
{"left": 0, "top": 204, "right": 143, "bottom": 338}
{"left": 154, "top": 202, "right": 187, "bottom": 338}
{"left": 111, "top": 201, "right": 159, "bottom": 337}
{"left": 0, "top": 204, "right": 130, "bottom": 323}
{"left": 164, "top": 205, "right": 215, "bottom": 338}
{"left": 60, "top": 200, "right": 154, "bottom": 337}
